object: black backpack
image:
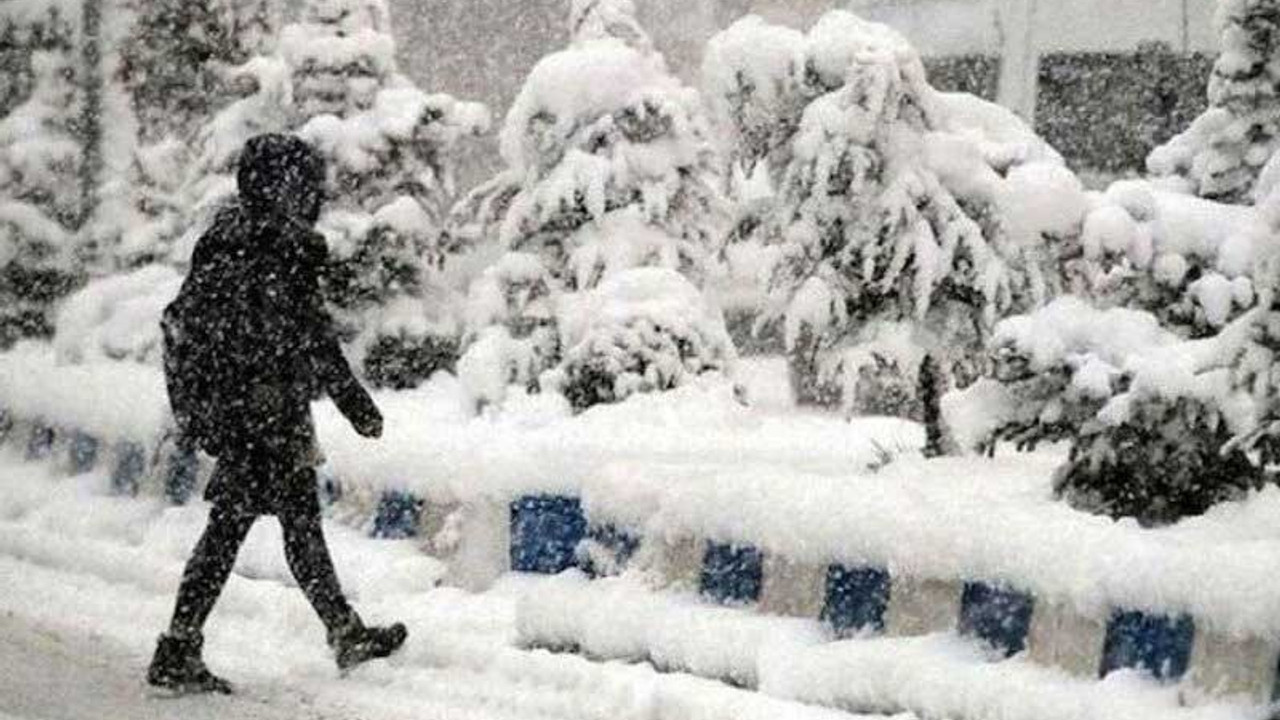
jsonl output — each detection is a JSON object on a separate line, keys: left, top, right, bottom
{"left": 161, "top": 284, "right": 224, "bottom": 456}
{"left": 161, "top": 264, "right": 265, "bottom": 458}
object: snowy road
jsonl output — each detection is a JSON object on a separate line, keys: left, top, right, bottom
{"left": 0, "top": 454, "right": 871, "bottom": 720}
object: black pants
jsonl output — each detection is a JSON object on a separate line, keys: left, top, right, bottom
{"left": 167, "top": 480, "right": 354, "bottom": 639}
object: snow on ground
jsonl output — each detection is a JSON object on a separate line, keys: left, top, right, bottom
{"left": 0, "top": 451, "right": 887, "bottom": 720}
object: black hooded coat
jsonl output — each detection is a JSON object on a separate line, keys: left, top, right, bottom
{"left": 164, "top": 135, "right": 381, "bottom": 516}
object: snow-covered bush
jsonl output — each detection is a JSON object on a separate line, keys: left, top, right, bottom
{"left": 0, "top": 48, "right": 85, "bottom": 347}
{"left": 181, "top": 56, "right": 294, "bottom": 231}
{"left": 455, "top": 0, "right": 733, "bottom": 413}
{"left": 281, "top": 0, "right": 394, "bottom": 120}
{"left": 1149, "top": 0, "right": 1280, "bottom": 202}
{"left": 701, "top": 15, "right": 808, "bottom": 183}
{"left": 705, "top": 11, "right": 1083, "bottom": 419}
{"left": 947, "top": 296, "right": 1276, "bottom": 526}
{"left": 549, "top": 268, "right": 737, "bottom": 412}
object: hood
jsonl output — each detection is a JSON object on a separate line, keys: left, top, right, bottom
{"left": 236, "top": 134, "right": 326, "bottom": 226}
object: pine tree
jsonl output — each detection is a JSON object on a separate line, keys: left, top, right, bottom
{"left": 0, "top": 49, "right": 86, "bottom": 346}
{"left": 455, "top": 0, "right": 735, "bottom": 412}
{"left": 278, "top": 0, "right": 489, "bottom": 388}
{"left": 1149, "top": 0, "right": 1280, "bottom": 202}
{"left": 706, "top": 11, "right": 1084, "bottom": 416}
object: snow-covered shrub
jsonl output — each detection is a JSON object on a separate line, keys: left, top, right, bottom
{"left": 281, "top": 0, "right": 394, "bottom": 119}
{"left": 1075, "top": 181, "right": 1260, "bottom": 338}
{"left": 1149, "top": 0, "right": 1280, "bottom": 202}
{"left": 698, "top": 16, "right": 806, "bottom": 351}
{"left": 549, "top": 268, "right": 737, "bottom": 412}
{"left": 454, "top": 0, "right": 733, "bottom": 413}
{"left": 1057, "top": 393, "right": 1262, "bottom": 527}
{"left": 705, "top": 11, "right": 1082, "bottom": 418}
{"left": 0, "top": 48, "right": 85, "bottom": 347}
{"left": 181, "top": 56, "right": 294, "bottom": 231}
{"left": 947, "top": 296, "right": 1275, "bottom": 526}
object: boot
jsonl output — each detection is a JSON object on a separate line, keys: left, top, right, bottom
{"left": 147, "top": 633, "right": 233, "bottom": 695}
{"left": 327, "top": 615, "right": 407, "bottom": 671}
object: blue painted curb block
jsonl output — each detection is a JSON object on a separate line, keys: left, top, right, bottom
{"left": 26, "top": 422, "right": 54, "bottom": 461}
{"left": 511, "top": 495, "right": 587, "bottom": 574}
{"left": 371, "top": 491, "right": 423, "bottom": 539}
{"left": 164, "top": 448, "right": 199, "bottom": 505}
{"left": 701, "top": 541, "right": 763, "bottom": 606}
{"left": 959, "top": 581, "right": 1036, "bottom": 658}
{"left": 581, "top": 524, "right": 641, "bottom": 578}
{"left": 823, "top": 565, "right": 891, "bottom": 637}
{"left": 111, "top": 441, "right": 146, "bottom": 497}
{"left": 1100, "top": 610, "right": 1194, "bottom": 682}
{"left": 68, "top": 432, "right": 99, "bottom": 474}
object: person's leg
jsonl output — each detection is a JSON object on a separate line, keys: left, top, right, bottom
{"left": 278, "top": 467, "right": 406, "bottom": 670}
{"left": 278, "top": 476, "right": 355, "bottom": 632}
{"left": 150, "top": 503, "right": 256, "bottom": 693}
{"left": 169, "top": 504, "right": 257, "bottom": 637}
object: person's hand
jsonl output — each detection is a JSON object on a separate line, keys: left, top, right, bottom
{"left": 354, "top": 408, "right": 383, "bottom": 439}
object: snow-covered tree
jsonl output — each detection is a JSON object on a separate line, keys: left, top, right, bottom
{"left": 0, "top": 49, "right": 85, "bottom": 347}
{"left": 163, "top": 0, "right": 488, "bottom": 384}
{"left": 944, "top": 176, "right": 1280, "bottom": 525}
{"left": 273, "top": 0, "right": 490, "bottom": 388}
{"left": 706, "top": 12, "right": 1085, "bottom": 422}
{"left": 1149, "top": 0, "right": 1280, "bottom": 203}
{"left": 945, "top": 294, "right": 1271, "bottom": 526}
{"left": 455, "top": 0, "right": 735, "bottom": 412}
{"left": 109, "top": 0, "right": 249, "bottom": 267}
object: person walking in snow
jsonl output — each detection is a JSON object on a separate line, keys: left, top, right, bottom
{"left": 149, "top": 134, "right": 407, "bottom": 695}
